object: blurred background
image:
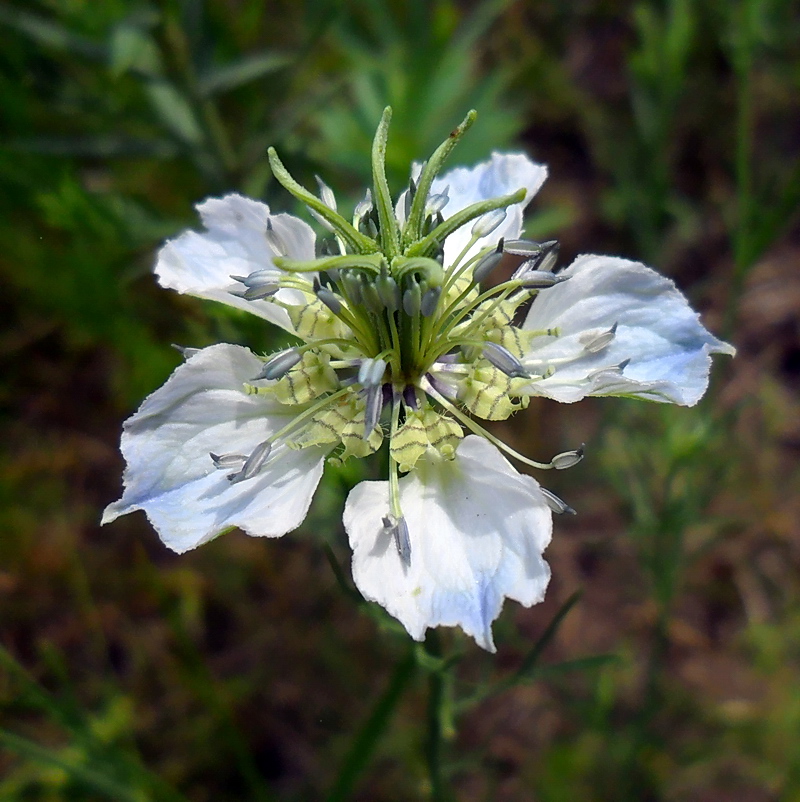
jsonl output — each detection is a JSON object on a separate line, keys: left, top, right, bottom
{"left": 1, "top": 0, "right": 798, "bottom": 799}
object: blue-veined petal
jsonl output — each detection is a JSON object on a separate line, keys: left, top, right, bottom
{"left": 522, "top": 255, "right": 735, "bottom": 405}
{"left": 431, "top": 153, "right": 547, "bottom": 266}
{"left": 155, "top": 194, "right": 316, "bottom": 333}
{"left": 343, "top": 436, "right": 552, "bottom": 652}
{"left": 102, "top": 344, "right": 328, "bottom": 552}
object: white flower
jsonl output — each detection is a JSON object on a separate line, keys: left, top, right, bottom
{"left": 104, "top": 109, "right": 734, "bottom": 651}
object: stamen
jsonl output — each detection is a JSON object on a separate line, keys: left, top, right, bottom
{"left": 513, "top": 269, "right": 570, "bottom": 289}
{"left": 529, "top": 239, "right": 560, "bottom": 272}
{"left": 540, "top": 487, "right": 577, "bottom": 515}
{"left": 376, "top": 274, "right": 400, "bottom": 311}
{"left": 422, "top": 378, "right": 553, "bottom": 470}
{"left": 231, "top": 268, "right": 283, "bottom": 288}
{"left": 403, "top": 282, "right": 422, "bottom": 316}
{"left": 403, "top": 177, "right": 417, "bottom": 221}
{"left": 581, "top": 322, "right": 618, "bottom": 354}
{"left": 471, "top": 239, "right": 505, "bottom": 285}
{"left": 228, "top": 440, "right": 272, "bottom": 483}
{"left": 503, "top": 238, "right": 545, "bottom": 257}
{"left": 235, "top": 285, "right": 282, "bottom": 301}
{"left": 482, "top": 342, "right": 529, "bottom": 378}
{"left": 252, "top": 348, "right": 302, "bottom": 381}
{"left": 549, "top": 444, "right": 585, "bottom": 470}
{"left": 265, "top": 218, "right": 288, "bottom": 257}
{"left": 358, "top": 357, "right": 387, "bottom": 387}
{"left": 426, "top": 187, "right": 450, "bottom": 216}
{"left": 172, "top": 344, "right": 201, "bottom": 361}
{"left": 315, "top": 175, "right": 337, "bottom": 211}
{"left": 315, "top": 284, "right": 343, "bottom": 315}
{"left": 210, "top": 452, "right": 247, "bottom": 471}
{"left": 383, "top": 515, "right": 411, "bottom": 566}
{"left": 341, "top": 271, "right": 363, "bottom": 305}
{"left": 354, "top": 188, "right": 373, "bottom": 222}
{"left": 420, "top": 286, "right": 441, "bottom": 317}
{"left": 363, "top": 384, "right": 384, "bottom": 438}
{"left": 472, "top": 208, "right": 507, "bottom": 238}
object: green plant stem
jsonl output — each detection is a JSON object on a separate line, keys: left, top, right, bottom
{"left": 163, "top": 14, "right": 238, "bottom": 178}
{"left": 326, "top": 649, "right": 416, "bottom": 801}
{"left": 724, "top": 36, "right": 755, "bottom": 338}
{"left": 424, "top": 630, "right": 450, "bottom": 801}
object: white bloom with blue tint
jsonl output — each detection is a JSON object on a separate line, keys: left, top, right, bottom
{"left": 104, "top": 109, "right": 733, "bottom": 651}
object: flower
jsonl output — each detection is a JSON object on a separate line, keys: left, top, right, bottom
{"left": 103, "top": 109, "right": 734, "bottom": 651}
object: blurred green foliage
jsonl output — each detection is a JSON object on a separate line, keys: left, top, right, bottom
{"left": 1, "top": 0, "right": 799, "bottom": 799}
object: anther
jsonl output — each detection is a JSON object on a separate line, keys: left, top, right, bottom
{"left": 425, "top": 187, "right": 450, "bottom": 216}
{"left": 376, "top": 274, "right": 400, "bottom": 311}
{"left": 403, "top": 177, "right": 417, "bottom": 221}
{"left": 420, "top": 286, "right": 441, "bottom": 317}
{"left": 315, "top": 175, "right": 337, "bottom": 211}
{"left": 252, "top": 348, "right": 302, "bottom": 381}
{"left": 503, "top": 238, "right": 544, "bottom": 257}
{"left": 540, "top": 487, "right": 577, "bottom": 515}
{"left": 358, "top": 357, "right": 387, "bottom": 387}
{"left": 228, "top": 440, "right": 272, "bottom": 483}
{"left": 172, "top": 344, "right": 201, "bottom": 361}
{"left": 472, "top": 239, "right": 505, "bottom": 284}
{"left": 513, "top": 269, "right": 570, "bottom": 289}
{"left": 363, "top": 384, "right": 384, "bottom": 438}
{"left": 315, "top": 283, "right": 343, "bottom": 315}
{"left": 472, "top": 208, "right": 507, "bottom": 238}
{"left": 403, "top": 282, "right": 422, "bottom": 316}
{"left": 383, "top": 515, "right": 411, "bottom": 566}
{"left": 482, "top": 342, "right": 529, "bottom": 378}
{"left": 424, "top": 211, "right": 444, "bottom": 237}
{"left": 265, "top": 218, "right": 288, "bottom": 257}
{"left": 530, "top": 240, "right": 560, "bottom": 272}
{"left": 354, "top": 188, "right": 373, "bottom": 221}
{"left": 231, "top": 268, "right": 282, "bottom": 289}
{"left": 361, "top": 280, "right": 384, "bottom": 315}
{"left": 581, "top": 323, "right": 618, "bottom": 354}
{"left": 341, "top": 271, "right": 363, "bottom": 305}
{"left": 210, "top": 452, "right": 247, "bottom": 471}
{"left": 550, "top": 444, "right": 585, "bottom": 470}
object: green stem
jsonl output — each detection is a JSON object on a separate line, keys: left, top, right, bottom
{"left": 423, "top": 630, "right": 449, "bottom": 801}
{"left": 326, "top": 650, "right": 416, "bottom": 802}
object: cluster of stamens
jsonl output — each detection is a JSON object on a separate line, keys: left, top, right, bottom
{"left": 203, "top": 110, "right": 616, "bottom": 566}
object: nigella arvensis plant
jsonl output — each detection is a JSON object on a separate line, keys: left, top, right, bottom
{"left": 103, "top": 110, "right": 734, "bottom": 651}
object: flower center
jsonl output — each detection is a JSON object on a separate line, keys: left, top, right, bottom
{"left": 217, "top": 109, "right": 591, "bottom": 564}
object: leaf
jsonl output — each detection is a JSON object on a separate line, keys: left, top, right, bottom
{"left": 0, "top": 3, "right": 106, "bottom": 59}
{"left": 0, "top": 730, "right": 145, "bottom": 802}
{"left": 197, "top": 52, "right": 293, "bottom": 96}
{"left": 325, "top": 651, "right": 416, "bottom": 802}
{"left": 109, "top": 23, "right": 163, "bottom": 78}
{"left": 143, "top": 81, "right": 204, "bottom": 146}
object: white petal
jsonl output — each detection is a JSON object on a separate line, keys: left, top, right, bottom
{"left": 343, "top": 436, "right": 552, "bottom": 651}
{"left": 155, "top": 194, "right": 317, "bottom": 333}
{"left": 522, "top": 255, "right": 735, "bottom": 405}
{"left": 432, "top": 153, "right": 547, "bottom": 266}
{"left": 102, "top": 344, "right": 327, "bottom": 553}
